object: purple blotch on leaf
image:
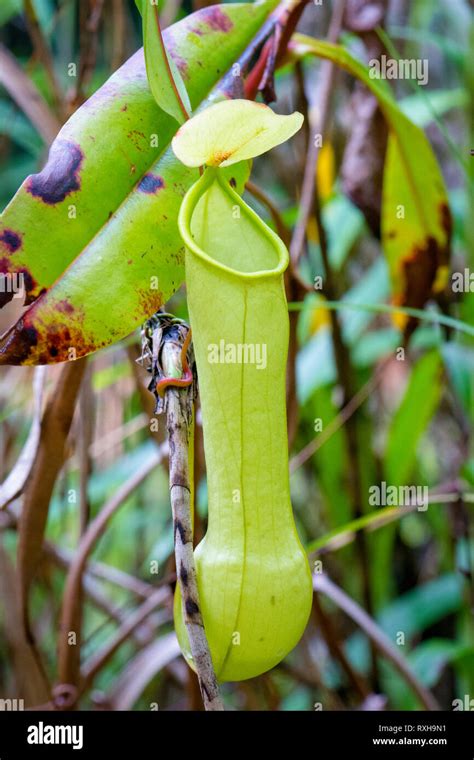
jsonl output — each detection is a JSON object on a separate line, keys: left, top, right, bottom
{"left": 0, "top": 229, "right": 22, "bottom": 253}
{"left": 27, "top": 140, "right": 84, "bottom": 205}
{"left": 138, "top": 174, "right": 165, "bottom": 194}
{"left": 204, "top": 7, "right": 233, "bottom": 32}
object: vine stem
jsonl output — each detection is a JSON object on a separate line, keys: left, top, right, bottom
{"left": 162, "top": 341, "right": 224, "bottom": 711}
{"left": 313, "top": 573, "right": 441, "bottom": 711}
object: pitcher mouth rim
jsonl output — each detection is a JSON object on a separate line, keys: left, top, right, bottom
{"left": 178, "top": 166, "right": 289, "bottom": 282}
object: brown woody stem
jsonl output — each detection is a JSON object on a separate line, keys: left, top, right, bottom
{"left": 162, "top": 337, "right": 223, "bottom": 711}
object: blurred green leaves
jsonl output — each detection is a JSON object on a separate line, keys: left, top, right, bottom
{"left": 385, "top": 350, "right": 443, "bottom": 485}
{"left": 0, "top": 0, "right": 21, "bottom": 26}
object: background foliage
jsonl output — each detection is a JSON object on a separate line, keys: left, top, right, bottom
{"left": 0, "top": 0, "right": 473, "bottom": 711}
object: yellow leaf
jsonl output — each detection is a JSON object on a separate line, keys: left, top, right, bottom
{"left": 310, "top": 302, "right": 331, "bottom": 333}
{"left": 306, "top": 215, "right": 319, "bottom": 244}
{"left": 433, "top": 265, "right": 449, "bottom": 293}
{"left": 172, "top": 99, "right": 303, "bottom": 167}
{"left": 316, "top": 141, "right": 335, "bottom": 201}
{"left": 392, "top": 309, "right": 408, "bottom": 331}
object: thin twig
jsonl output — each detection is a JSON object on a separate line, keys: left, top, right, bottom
{"left": 78, "top": 367, "right": 93, "bottom": 535}
{"left": 24, "top": 0, "right": 64, "bottom": 115}
{"left": 290, "top": 0, "right": 346, "bottom": 266}
{"left": 1, "top": 506, "right": 163, "bottom": 607}
{"left": 311, "top": 593, "right": 371, "bottom": 702}
{"left": 104, "top": 633, "right": 180, "bottom": 711}
{"left": 290, "top": 358, "right": 390, "bottom": 472}
{"left": 57, "top": 445, "right": 166, "bottom": 702}
{"left": 0, "top": 43, "right": 60, "bottom": 144}
{"left": 111, "top": 0, "right": 127, "bottom": 72}
{"left": 127, "top": 343, "right": 165, "bottom": 446}
{"left": 46, "top": 542, "right": 162, "bottom": 599}
{"left": 80, "top": 588, "right": 170, "bottom": 695}
{"left": 0, "top": 367, "right": 46, "bottom": 510}
{"left": 0, "top": 542, "right": 50, "bottom": 706}
{"left": 18, "top": 360, "right": 87, "bottom": 641}
{"left": 313, "top": 573, "right": 441, "bottom": 711}
{"left": 245, "top": 180, "right": 291, "bottom": 246}
{"left": 69, "top": 0, "right": 106, "bottom": 109}
{"left": 49, "top": 545, "right": 164, "bottom": 649}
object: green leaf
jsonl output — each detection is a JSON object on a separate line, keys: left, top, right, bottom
{"left": 387, "top": 26, "right": 466, "bottom": 70}
{"left": 306, "top": 505, "right": 415, "bottom": 556}
{"left": 385, "top": 350, "right": 443, "bottom": 485}
{"left": 143, "top": 0, "right": 191, "bottom": 124}
{"left": 399, "top": 88, "right": 468, "bottom": 128}
{"left": 289, "top": 35, "right": 452, "bottom": 321}
{"left": 346, "top": 574, "right": 465, "bottom": 674}
{"left": 388, "top": 639, "right": 473, "bottom": 709}
{"left": 306, "top": 386, "right": 352, "bottom": 528}
{"left": 0, "top": 1, "right": 279, "bottom": 364}
{"left": 296, "top": 258, "right": 390, "bottom": 402}
{"left": 0, "top": 100, "right": 43, "bottom": 155}
{"left": 442, "top": 342, "right": 474, "bottom": 418}
{"left": 0, "top": 0, "right": 22, "bottom": 26}
{"left": 172, "top": 99, "right": 303, "bottom": 166}
{"left": 379, "top": 574, "right": 464, "bottom": 641}
{"left": 323, "top": 193, "right": 365, "bottom": 271}
{"left": 372, "top": 346, "right": 443, "bottom": 606}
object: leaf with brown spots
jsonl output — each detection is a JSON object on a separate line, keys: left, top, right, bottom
{"left": 0, "top": 1, "right": 280, "bottom": 365}
{"left": 288, "top": 36, "right": 452, "bottom": 333}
